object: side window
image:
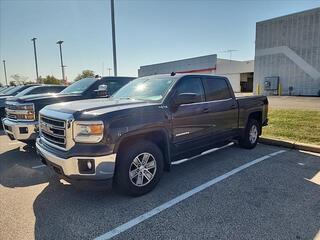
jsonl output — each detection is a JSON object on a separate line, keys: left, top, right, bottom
{"left": 29, "top": 87, "right": 45, "bottom": 94}
{"left": 175, "top": 77, "right": 205, "bottom": 103}
{"left": 203, "top": 77, "right": 231, "bottom": 101}
{"left": 107, "top": 80, "right": 125, "bottom": 95}
{"left": 49, "top": 86, "right": 64, "bottom": 93}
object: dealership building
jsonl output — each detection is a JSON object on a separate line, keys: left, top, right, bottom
{"left": 138, "top": 54, "right": 254, "bottom": 93}
{"left": 254, "top": 7, "right": 320, "bottom": 96}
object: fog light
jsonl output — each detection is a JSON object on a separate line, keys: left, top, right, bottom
{"left": 87, "top": 161, "right": 92, "bottom": 170}
{"left": 78, "top": 159, "right": 95, "bottom": 174}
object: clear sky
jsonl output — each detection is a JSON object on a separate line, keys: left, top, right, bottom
{"left": 0, "top": 0, "right": 319, "bottom": 85}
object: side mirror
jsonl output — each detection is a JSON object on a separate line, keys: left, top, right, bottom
{"left": 174, "top": 93, "right": 199, "bottom": 106}
{"left": 94, "top": 84, "right": 108, "bottom": 97}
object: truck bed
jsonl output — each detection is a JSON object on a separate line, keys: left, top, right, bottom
{"left": 236, "top": 95, "right": 268, "bottom": 129}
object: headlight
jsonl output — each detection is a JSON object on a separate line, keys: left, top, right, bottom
{"left": 73, "top": 121, "right": 104, "bottom": 143}
{"left": 5, "top": 103, "right": 35, "bottom": 120}
{"left": 16, "top": 113, "right": 35, "bottom": 120}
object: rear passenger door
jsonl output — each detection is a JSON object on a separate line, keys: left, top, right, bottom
{"left": 202, "top": 76, "right": 238, "bottom": 140}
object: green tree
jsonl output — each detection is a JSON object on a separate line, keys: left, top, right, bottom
{"left": 74, "top": 70, "right": 95, "bottom": 81}
{"left": 40, "top": 75, "right": 63, "bottom": 85}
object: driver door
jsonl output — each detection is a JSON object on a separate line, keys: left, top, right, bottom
{"left": 171, "top": 77, "right": 211, "bottom": 157}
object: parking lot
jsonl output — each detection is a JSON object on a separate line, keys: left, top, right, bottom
{"left": 0, "top": 131, "right": 319, "bottom": 240}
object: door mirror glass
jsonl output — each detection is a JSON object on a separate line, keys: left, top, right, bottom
{"left": 94, "top": 84, "right": 108, "bottom": 97}
{"left": 174, "top": 93, "right": 199, "bottom": 106}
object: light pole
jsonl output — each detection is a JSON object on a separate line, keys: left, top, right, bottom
{"left": 56, "top": 40, "right": 65, "bottom": 81}
{"left": 2, "top": 60, "right": 8, "bottom": 85}
{"left": 107, "top": 68, "right": 112, "bottom": 76}
{"left": 110, "top": 0, "right": 117, "bottom": 76}
{"left": 31, "top": 38, "right": 39, "bottom": 83}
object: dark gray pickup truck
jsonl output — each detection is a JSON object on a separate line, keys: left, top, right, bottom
{"left": 36, "top": 73, "right": 268, "bottom": 196}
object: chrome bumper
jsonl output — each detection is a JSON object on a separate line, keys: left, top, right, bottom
{"left": 2, "top": 118, "right": 38, "bottom": 141}
{"left": 36, "top": 138, "right": 116, "bottom": 180}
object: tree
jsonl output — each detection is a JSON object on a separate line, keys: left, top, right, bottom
{"left": 10, "top": 74, "right": 29, "bottom": 84}
{"left": 40, "top": 75, "right": 63, "bottom": 85}
{"left": 74, "top": 70, "right": 95, "bottom": 81}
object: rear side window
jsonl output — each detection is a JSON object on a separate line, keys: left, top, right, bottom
{"left": 203, "top": 77, "right": 231, "bottom": 101}
{"left": 29, "top": 87, "right": 47, "bottom": 94}
{"left": 107, "top": 80, "right": 129, "bottom": 95}
{"left": 175, "top": 77, "right": 205, "bottom": 103}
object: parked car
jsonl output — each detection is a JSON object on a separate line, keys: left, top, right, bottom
{"left": 0, "top": 84, "right": 65, "bottom": 122}
{"left": 0, "top": 84, "right": 38, "bottom": 97}
{"left": 0, "top": 86, "right": 10, "bottom": 93}
{"left": 13, "top": 84, "right": 66, "bottom": 98}
{"left": 0, "top": 86, "right": 15, "bottom": 95}
{"left": 36, "top": 73, "right": 268, "bottom": 196}
{"left": 2, "top": 76, "right": 134, "bottom": 142}
{"left": 0, "top": 85, "right": 39, "bottom": 122}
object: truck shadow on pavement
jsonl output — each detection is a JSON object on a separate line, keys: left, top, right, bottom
{"left": 32, "top": 148, "right": 320, "bottom": 240}
{"left": 0, "top": 145, "right": 52, "bottom": 188}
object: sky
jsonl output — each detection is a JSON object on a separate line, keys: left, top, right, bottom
{"left": 0, "top": 0, "right": 319, "bottom": 85}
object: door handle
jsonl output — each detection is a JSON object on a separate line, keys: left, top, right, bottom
{"left": 231, "top": 104, "right": 237, "bottom": 109}
{"left": 203, "top": 108, "right": 209, "bottom": 113}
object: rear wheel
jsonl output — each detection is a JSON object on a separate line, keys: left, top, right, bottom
{"left": 239, "top": 119, "right": 260, "bottom": 149}
{"left": 113, "top": 140, "right": 164, "bottom": 197}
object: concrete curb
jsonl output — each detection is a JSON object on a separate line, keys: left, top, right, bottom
{"left": 259, "top": 137, "right": 320, "bottom": 153}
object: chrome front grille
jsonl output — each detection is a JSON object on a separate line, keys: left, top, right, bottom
{"left": 40, "top": 115, "right": 67, "bottom": 149}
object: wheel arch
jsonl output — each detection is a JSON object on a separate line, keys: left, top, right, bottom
{"left": 114, "top": 128, "right": 171, "bottom": 171}
{"left": 247, "top": 111, "right": 262, "bottom": 135}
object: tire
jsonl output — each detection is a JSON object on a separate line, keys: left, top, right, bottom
{"left": 239, "top": 119, "right": 260, "bottom": 149}
{"left": 113, "top": 140, "right": 164, "bottom": 197}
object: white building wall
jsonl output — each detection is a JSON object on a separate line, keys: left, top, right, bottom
{"left": 138, "top": 55, "right": 254, "bottom": 93}
{"left": 216, "top": 73, "right": 241, "bottom": 92}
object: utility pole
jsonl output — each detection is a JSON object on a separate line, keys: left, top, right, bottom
{"left": 31, "top": 38, "right": 39, "bottom": 83}
{"left": 56, "top": 40, "right": 65, "bottom": 81}
{"left": 107, "top": 68, "right": 112, "bottom": 76}
{"left": 2, "top": 60, "right": 8, "bottom": 85}
{"left": 110, "top": 0, "right": 117, "bottom": 76}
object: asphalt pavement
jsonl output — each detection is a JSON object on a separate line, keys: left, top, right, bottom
{"left": 0, "top": 131, "right": 319, "bottom": 240}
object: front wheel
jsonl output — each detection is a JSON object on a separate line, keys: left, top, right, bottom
{"left": 239, "top": 119, "right": 260, "bottom": 149}
{"left": 113, "top": 140, "right": 164, "bottom": 197}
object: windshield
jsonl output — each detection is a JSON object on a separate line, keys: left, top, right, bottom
{"left": 112, "top": 76, "right": 175, "bottom": 101}
{"left": 3, "top": 86, "right": 25, "bottom": 95}
{"left": 15, "top": 86, "right": 38, "bottom": 97}
{"left": 61, "top": 78, "right": 97, "bottom": 94}
{"left": 0, "top": 86, "right": 14, "bottom": 94}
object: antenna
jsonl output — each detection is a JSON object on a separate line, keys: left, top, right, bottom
{"left": 221, "top": 49, "right": 239, "bottom": 62}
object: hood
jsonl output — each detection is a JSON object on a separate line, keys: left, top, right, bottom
{"left": 8, "top": 93, "right": 81, "bottom": 103}
{"left": 45, "top": 98, "right": 158, "bottom": 116}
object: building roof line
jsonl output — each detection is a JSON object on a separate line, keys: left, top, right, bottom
{"left": 256, "top": 7, "right": 320, "bottom": 24}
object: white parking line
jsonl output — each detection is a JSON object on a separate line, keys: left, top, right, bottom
{"left": 32, "top": 164, "right": 46, "bottom": 169}
{"left": 95, "top": 149, "right": 287, "bottom": 240}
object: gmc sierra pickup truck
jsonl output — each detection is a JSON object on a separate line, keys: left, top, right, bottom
{"left": 2, "top": 76, "right": 134, "bottom": 143}
{"left": 36, "top": 73, "right": 268, "bottom": 196}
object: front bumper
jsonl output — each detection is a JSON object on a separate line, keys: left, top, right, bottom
{"left": 36, "top": 138, "right": 116, "bottom": 180}
{"left": 2, "top": 118, "right": 38, "bottom": 141}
